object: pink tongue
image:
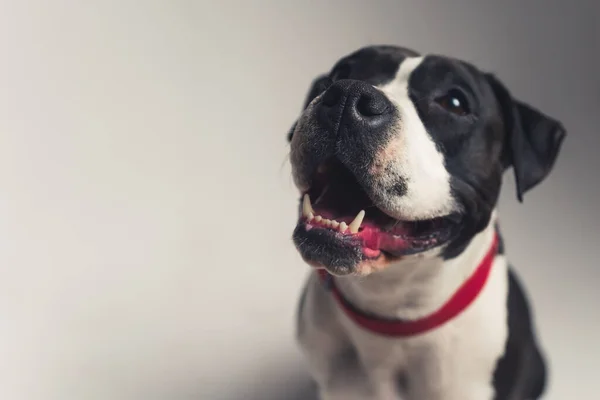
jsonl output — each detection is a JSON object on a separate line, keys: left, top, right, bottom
{"left": 358, "top": 226, "right": 381, "bottom": 249}
{"left": 358, "top": 225, "right": 411, "bottom": 255}
{"left": 305, "top": 215, "right": 413, "bottom": 255}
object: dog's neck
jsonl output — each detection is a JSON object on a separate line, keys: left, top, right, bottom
{"left": 334, "top": 211, "right": 499, "bottom": 321}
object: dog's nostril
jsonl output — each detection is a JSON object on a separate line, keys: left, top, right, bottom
{"left": 316, "top": 81, "right": 393, "bottom": 130}
{"left": 356, "top": 92, "right": 389, "bottom": 117}
{"left": 322, "top": 85, "right": 343, "bottom": 107}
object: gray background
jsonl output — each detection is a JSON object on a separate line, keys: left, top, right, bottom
{"left": 0, "top": 1, "right": 597, "bottom": 399}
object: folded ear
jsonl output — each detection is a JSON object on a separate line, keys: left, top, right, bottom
{"left": 486, "top": 74, "right": 567, "bottom": 202}
{"left": 287, "top": 74, "right": 332, "bottom": 142}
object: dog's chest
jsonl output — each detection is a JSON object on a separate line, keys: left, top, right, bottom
{"left": 338, "top": 256, "right": 509, "bottom": 400}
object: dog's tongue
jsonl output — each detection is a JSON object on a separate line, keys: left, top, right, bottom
{"left": 345, "top": 222, "right": 413, "bottom": 258}
{"left": 357, "top": 221, "right": 444, "bottom": 257}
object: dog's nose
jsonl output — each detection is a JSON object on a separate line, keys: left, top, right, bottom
{"left": 317, "top": 80, "right": 393, "bottom": 132}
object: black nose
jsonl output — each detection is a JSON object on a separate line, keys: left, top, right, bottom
{"left": 317, "top": 80, "right": 394, "bottom": 132}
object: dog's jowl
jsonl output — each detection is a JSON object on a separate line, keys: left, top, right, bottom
{"left": 287, "top": 46, "right": 565, "bottom": 400}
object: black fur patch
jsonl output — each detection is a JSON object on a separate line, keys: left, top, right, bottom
{"left": 492, "top": 267, "right": 547, "bottom": 399}
{"left": 406, "top": 56, "right": 506, "bottom": 259}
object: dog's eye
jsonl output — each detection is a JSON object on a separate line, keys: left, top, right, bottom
{"left": 435, "top": 89, "right": 471, "bottom": 116}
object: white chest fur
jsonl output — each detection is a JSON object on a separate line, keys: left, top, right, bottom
{"left": 339, "top": 254, "right": 508, "bottom": 400}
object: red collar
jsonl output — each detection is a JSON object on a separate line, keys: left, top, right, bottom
{"left": 317, "top": 233, "right": 499, "bottom": 337}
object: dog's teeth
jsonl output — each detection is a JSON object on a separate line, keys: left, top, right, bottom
{"left": 331, "top": 220, "right": 340, "bottom": 229}
{"left": 323, "top": 219, "right": 331, "bottom": 226}
{"left": 314, "top": 215, "right": 322, "bottom": 222}
{"left": 307, "top": 212, "right": 314, "bottom": 222}
{"left": 339, "top": 222, "right": 348, "bottom": 233}
{"left": 302, "top": 194, "right": 314, "bottom": 217}
{"left": 349, "top": 210, "right": 366, "bottom": 234}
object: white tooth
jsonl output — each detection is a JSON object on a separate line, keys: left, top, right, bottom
{"left": 314, "top": 215, "right": 322, "bottom": 222}
{"left": 323, "top": 219, "right": 331, "bottom": 226}
{"left": 339, "top": 222, "right": 348, "bottom": 233}
{"left": 331, "top": 220, "right": 340, "bottom": 229}
{"left": 302, "top": 194, "right": 314, "bottom": 217}
{"left": 349, "top": 210, "right": 366, "bottom": 234}
{"left": 307, "top": 212, "right": 314, "bottom": 222}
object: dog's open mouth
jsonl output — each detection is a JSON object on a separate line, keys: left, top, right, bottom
{"left": 294, "top": 159, "right": 460, "bottom": 267}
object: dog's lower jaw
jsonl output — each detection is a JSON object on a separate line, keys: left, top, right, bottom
{"left": 332, "top": 212, "right": 498, "bottom": 321}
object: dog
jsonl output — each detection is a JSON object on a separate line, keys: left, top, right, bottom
{"left": 287, "top": 45, "right": 566, "bottom": 400}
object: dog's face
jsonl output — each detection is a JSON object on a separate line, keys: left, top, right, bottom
{"left": 288, "top": 46, "right": 565, "bottom": 276}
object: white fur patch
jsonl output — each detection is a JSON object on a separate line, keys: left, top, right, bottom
{"left": 376, "top": 57, "right": 456, "bottom": 220}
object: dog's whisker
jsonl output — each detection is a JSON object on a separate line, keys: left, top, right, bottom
{"left": 280, "top": 152, "right": 290, "bottom": 171}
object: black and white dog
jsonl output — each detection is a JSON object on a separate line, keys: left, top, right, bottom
{"left": 287, "top": 46, "right": 566, "bottom": 400}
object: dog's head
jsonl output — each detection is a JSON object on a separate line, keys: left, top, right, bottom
{"left": 288, "top": 46, "right": 566, "bottom": 276}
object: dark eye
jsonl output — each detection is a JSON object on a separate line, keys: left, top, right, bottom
{"left": 435, "top": 89, "right": 471, "bottom": 116}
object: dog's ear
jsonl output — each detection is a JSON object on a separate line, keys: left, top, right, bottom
{"left": 486, "top": 74, "right": 566, "bottom": 202}
{"left": 287, "top": 74, "right": 332, "bottom": 142}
